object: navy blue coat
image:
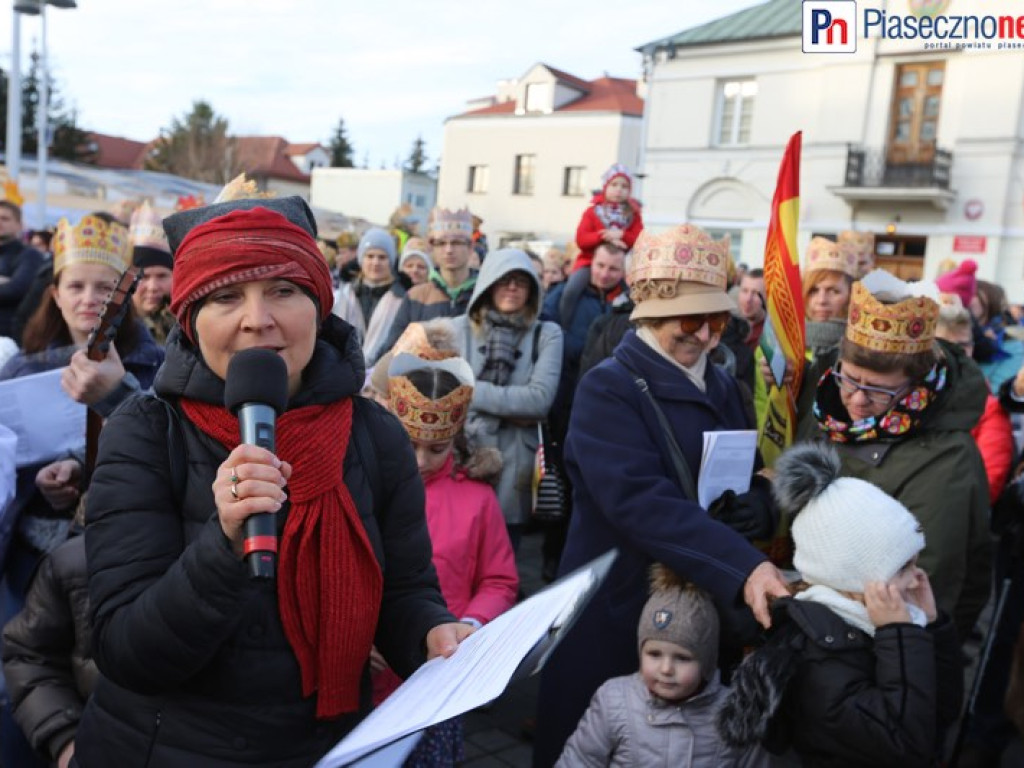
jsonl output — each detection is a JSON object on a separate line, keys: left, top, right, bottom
{"left": 533, "top": 330, "right": 767, "bottom": 766}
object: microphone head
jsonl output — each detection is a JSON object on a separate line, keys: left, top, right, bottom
{"left": 224, "top": 348, "right": 290, "bottom": 415}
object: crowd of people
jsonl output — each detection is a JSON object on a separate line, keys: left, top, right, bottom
{"left": 0, "top": 158, "right": 1021, "bottom": 768}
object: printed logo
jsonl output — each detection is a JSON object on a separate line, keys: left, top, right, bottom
{"left": 803, "top": 1, "right": 858, "bottom": 53}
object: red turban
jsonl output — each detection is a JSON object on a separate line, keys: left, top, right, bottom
{"left": 170, "top": 207, "right": 334, "bottom": 343}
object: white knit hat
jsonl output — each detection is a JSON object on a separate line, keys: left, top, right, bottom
{"left": 774, "top": 443, "right": 925, "bottom": 592}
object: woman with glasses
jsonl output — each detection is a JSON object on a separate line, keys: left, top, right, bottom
{"left": 533, "top": 224, "right": 790, "bottom": 766}
{"left": 810, "top": 271, "right": 991, "bottom": 643}
{"left": 450, "top": 249, "right": 563, "bottom": 551}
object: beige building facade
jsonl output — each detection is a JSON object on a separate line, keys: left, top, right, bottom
{"left": 639, "top": 0, "right": 1024, "bottom": 296}
{"left": 438, "top": 63, "right": 643, "bottom": 248}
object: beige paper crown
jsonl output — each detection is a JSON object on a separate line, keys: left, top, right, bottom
{"left": 846, "top": 281, "right": 939, "bottom": 354}
{"left": 54, "top": 215, "right": 131, "bottom": 276}
{"left": 214, "top": 173, "right": 275, "bottom": 204}
{"left": 805, "top": 236, "right": 857, "bottom": 278}
{"left": 128, "top": 200, "right": 170, "bottom": 253}
{"left": 837, "top": 230, "right": 875, "bottom": 260}
{"left": 629, "top": 224, "right": 729, "bottom": 303}
{"left": 428, "top": 207, "right": 473, "bottom": 239}
{"left": 388, "top": 352, "right": 475, "bottom": 442}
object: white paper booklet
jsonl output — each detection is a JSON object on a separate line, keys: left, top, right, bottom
{"left": 698, "top": 430, "right": 758, "bottom": 510}
{"left": 0, "top": 368, "right": 85, "bottom": 468}
{"left": 316, "top": 553, "right": 614, "bottom": 767}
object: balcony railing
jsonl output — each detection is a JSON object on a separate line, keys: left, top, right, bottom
{"left": 843, "top": 144, "right": 952, "bottom": 190}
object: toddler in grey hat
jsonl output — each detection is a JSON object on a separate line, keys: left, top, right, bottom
{"left": 557, "top": 566, "right": 768, "bottom": 767}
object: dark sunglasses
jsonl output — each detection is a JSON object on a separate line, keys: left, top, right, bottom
{"left": 678, "top": 312, "right": 731, "bottom": 335}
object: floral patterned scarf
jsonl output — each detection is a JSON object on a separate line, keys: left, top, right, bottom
{"left": 814, "top": 359, "right": 948, "bottom": 443}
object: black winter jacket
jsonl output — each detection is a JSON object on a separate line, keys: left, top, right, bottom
{"left": 1, "top": 533, "right": 94, "bottom": 762}
{"left": 75, "top": 317, "right": 454, "bottom": 767}
{"left": 721, "top": 598, "right": 962, "bottom": 768}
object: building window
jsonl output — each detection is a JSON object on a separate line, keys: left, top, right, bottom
{"left": 415, "top": 194, "right": 426, "bottom": 207}
{"left": 467, "top": 165, "right": 489, "bottom": 194}
{"left": 513, "top": 154, "right": 535, "bottom": 195}
{"left": 706, "top": 229, "right": 743, "bottom": 264}
{"left": 525, "top": 83, "right": 551, "bottom": 113}
{"left": 562, "top": 166, "right": 586, "bottom": 196}
{"left": 715, "top": 79, "right": 757, "bottom": 146}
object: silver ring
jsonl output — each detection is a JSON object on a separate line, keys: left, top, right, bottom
{"left": 230, "top": 481, "right": 240, "bottom": 501}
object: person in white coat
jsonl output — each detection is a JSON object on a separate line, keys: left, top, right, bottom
{"left": 451, "top": 248, "right": 563, "bottom": 550}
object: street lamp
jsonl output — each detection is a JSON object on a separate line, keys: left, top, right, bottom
{"left": 8, "top": 0, "right": 77, "bottom": 228}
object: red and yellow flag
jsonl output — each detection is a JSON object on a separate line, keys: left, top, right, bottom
{"left": 758, "top": 131, "right": 804, "bottom": 469}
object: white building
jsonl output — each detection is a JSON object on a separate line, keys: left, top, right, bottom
{"left": 310, "top": 169, "right": 436, "bottom": 230}
{"left": 285, "top": 143, "right": 331, "bottom": 175}
{"left": 638, "top": 0, "right": 1024, "bottom": 295}
{"left": 437, "top": 63, "right": 644, "bottom": 248}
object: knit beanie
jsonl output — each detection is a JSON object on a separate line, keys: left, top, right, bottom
{"left": 934, "top": 259, "right": 978, "bottom": 309}
{"left": 357, "top": 227, "right": 397, "bottom": 269}
{"left": 773, "top": 443, "right": 925, "bottom": 592}
{"left": 637, "top": 565, "right": 719, "bottom": 683}
{"left": 399, "top": 244, "right": 434, "bottom": 273}
{"left": 601, "top": 163, "right": 633, "bottom": 194}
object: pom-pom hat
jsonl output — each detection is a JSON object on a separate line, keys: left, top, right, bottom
{"left": 629, "top": 224, "right": 736, "bottom": 320}
{"left": 773, "top": 442, "right": 925, "bottom": 592}
{"left": 637, "top": 565, "right": 719, "bottom": 683}
{"left": 934, "top": 259, "right": 978, "bottom": 309}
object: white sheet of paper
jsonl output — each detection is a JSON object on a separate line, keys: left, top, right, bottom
{"left": 0, "top": 368, "right": 85, "bottom": 467}
{"left": 698, "top": 430, "right": 758, "bottom": 510}
{"left": 315, "top": 567, "right": 598, "bottom": 768}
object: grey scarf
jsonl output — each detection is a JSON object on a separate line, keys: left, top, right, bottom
{"left": 478, "top": 310, "right": 530, "bottom": 386}
{"left": 804, "top": 319, "right": 846, "bottom": 357}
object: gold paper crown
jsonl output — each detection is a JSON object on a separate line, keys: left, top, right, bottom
{"left": 128, "top": 200, "right": 170, "bottom": 253}
{"left": 805, "top": 236, "right": 857, "bottom": 278}
{"left": 388, "top": 352, "right": 475, "bottom": 442}
{"left": 846, "top": 281, "right": 939, "bottom": 354}
{"left": 837, "top": 230, "right": 875, "bottom": 259}
{"left": 628, "top": 224, "right": 729, "bottom": 304}
{"left": 428, "top": 207, "right": 473, "bottom": 239}
{"left": 54, "top": 215, "right": 131, "bottom": 276}
{"left": 2, "top": 179, "right": 24, "bottom": 206}
{"left": 214, "top": 173, "right": 275, "bottom": 204}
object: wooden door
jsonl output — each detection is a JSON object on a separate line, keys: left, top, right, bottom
{"left": 887, "top": 62, "right": 944, "bottom": 166}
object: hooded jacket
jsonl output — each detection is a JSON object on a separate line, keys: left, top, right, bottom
{"left": 451, "top": 249, "right": 563, "bottom": 526}
{"left": 74, "top": 317, "right": 453, "bottom": 767}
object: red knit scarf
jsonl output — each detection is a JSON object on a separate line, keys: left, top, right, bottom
{"left": 181, "top": 397, "right": 383, "bottom": 718}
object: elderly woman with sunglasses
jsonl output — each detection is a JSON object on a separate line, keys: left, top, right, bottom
{"left": 533, "top": 224, "right": 790, "bottom": 766}
{"left": 809, "top": 270, "right": 991, "bottom": 643}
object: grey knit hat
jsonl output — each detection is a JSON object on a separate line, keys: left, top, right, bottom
{"left": 357, "top": 227, "right": 397, "bottom": 269}
{"left": 638, "top": 565, "right": 720, "bottom": 682}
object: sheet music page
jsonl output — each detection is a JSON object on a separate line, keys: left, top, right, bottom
{"left": 0, "top": 368, "right": 85, "bottom": 467}
{"left": 698, "top": 430, "right": 758, "bottom": 510}
{"left": 316, "top": 567, "right": 597, "bottom": 768}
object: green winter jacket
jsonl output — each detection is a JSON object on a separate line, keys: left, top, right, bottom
{"left": 810, "top": 340, "right": 992, "bottom": 641}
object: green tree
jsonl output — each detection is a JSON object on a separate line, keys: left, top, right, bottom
{"left": 328, "top": 117, "right": 354, "bottom": 167}
{"left": 0, "top": 52, "right": 92, "bottom": 163}
{"left": 405, "top": 135, "right": 427, "bottom": 174}
{"left": 146, "top": 100, "right": 241, "bottom": 183}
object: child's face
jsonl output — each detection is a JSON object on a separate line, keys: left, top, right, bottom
{"left": 639, "top": 639, "right": 702, "bottom": 702}
{"left": 411, "top": 438, "right": 454, "bottom": 478}
{"left": 605, "top": 177, "right": 631, "bottom": 204}
{"left": 890, "top": 556, "right": 922, "bottom": 600}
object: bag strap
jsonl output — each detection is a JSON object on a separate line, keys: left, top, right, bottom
{"left": 615, "top": 357, "right": 698, "bottom": 502}
{"left": 152, "top": 395, "right": 188, "bottom": 509}
{"left": 530, "top": 322, "right": 542, "bottom": 366}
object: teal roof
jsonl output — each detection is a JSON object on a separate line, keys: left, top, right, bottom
{"left": 638, "top": 0, "right": 801, "bottom": 54}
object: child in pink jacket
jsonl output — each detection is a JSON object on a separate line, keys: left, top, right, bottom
{"left": 375, "top": 351, "right": 519, "bottom": 765}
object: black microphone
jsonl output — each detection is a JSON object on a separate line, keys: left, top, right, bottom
{"left": 224, "top": 348, "right": 289, "bottom": 579}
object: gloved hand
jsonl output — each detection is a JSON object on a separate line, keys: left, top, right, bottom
{"left": 708, "top": 476, "right": 778, "bottom": 540}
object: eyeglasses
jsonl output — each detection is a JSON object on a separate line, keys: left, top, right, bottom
{"left": 494, "top": 274, "right": 531, "bottom": 290}
{"left": 832, "top": 365, "right": 909, "bottom": 406}
{"left": 431, "top": 238, "right": 470, "bottom": 248}
{"left": 678, "top": 312, "right": 730, "bottom": 335}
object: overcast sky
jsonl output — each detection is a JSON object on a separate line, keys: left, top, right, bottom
{"left": 0, "top": 0, "right": 755, "bottom": 168}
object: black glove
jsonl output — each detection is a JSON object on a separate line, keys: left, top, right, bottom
{"left": 708, "top": 477, "right": 778, "bottom": 541}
